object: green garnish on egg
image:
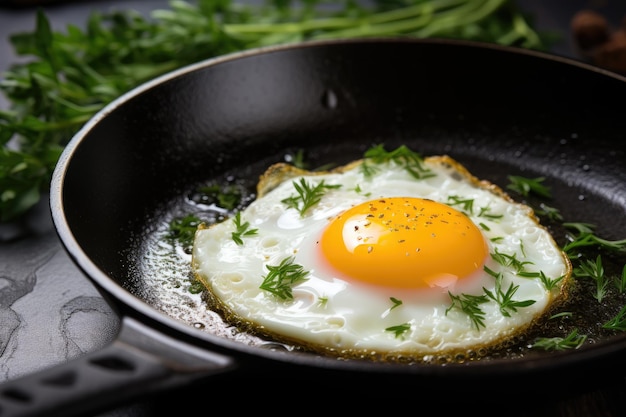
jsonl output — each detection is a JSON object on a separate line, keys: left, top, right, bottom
{"left": 231, "top": 212, "right": 258, "bottom": 246}
{"left": 281, "top": 178, "right": 341, "bottom": 217}
{"left": 259, "top": 256, "right": 310, "bottom": 300}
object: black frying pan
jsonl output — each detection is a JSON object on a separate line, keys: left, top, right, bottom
{"left": 2, "top": 38, "right": 626, "bottom": 416}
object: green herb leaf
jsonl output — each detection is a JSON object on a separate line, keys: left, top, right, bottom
{"left": 563, "top": 222, "right": 626, "bottom": 256}
{"left": 549, "top": 311, "right": 573, "bottom": 320}
{"left": 281, "top": 177, "right": 341, "bottom": 216}
{"left": 385, "top": 322, "right": 411, "bottom": 338}
{"left": 318, "top": 296, "right": 328, "bottom": 307}
{"left": 167, "top": 214, "right": 201, "bottom": 251}
{"left": 446, "top": 291, "right": 489, "bottom": 330}
{"left": 447, "top": 195, "right": 474, "bottom": 214}
{"left": 490, "top": 247, "right": 532, "bottom": 273}
{"left": 518, "top": 270, "right": 565, "bottom": 291}
{"left": 362, "top": 144, "right": 433, "bottom": 180}
{"left": 573, "top": 255, "right": 608, "bottom": 302}
{"left": 506, "top": 175, "right": 551, "bottom": 198}
{"left": 231, "top": 212, "right": 258, "bottom": 245}
{"left": 188, "top": 280, "right": 206, "bottom": 294}
{"left": 352, "top": 184, "right": 371, "bottom": 197}
{"left": 477, "top": 205, "right": 503, "bottom": 220}
{"left": 531, "top": 329, "right": 587, "bottom": 351}
{"left": 259, "top": 256, "right": 309, "bottom": 300}
{"left": 603, "top": 305, "right": 626, "bottom": 331}
{"left": 482, "top": 272, "right": 535, "bottom": 317}
{"left": 194, "top": 184, "right": 243, "bottom": 211}
{"left": 535, "top": 202, "right": 563, "bottom": 222}
{"left": 389, "top": 297, "right": 403, "bottom": 310}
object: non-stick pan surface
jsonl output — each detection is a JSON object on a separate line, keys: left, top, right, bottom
{"left": 3, "top": 38, "right": 626, "bottom": 416}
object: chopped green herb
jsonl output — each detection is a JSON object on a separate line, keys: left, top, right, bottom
{"left": 506, "top": 176, "right": 551, "bottom": 198}
{"left": 573, "top": 255, "right": 608, "bottom": 302}
{"left": 563, "top": 222, "right": 626, "bottom": 256}
{"left": 549, "top": 311, "right": 573, "bottom": 320}
{"left": 477, "top": 205, "right": 503, "bottom": 220}
{"left": 446, "top": 291, "right": 489, "bottom": 330}
{"left": 259, "top": 256, "right": 309, "bottom": 300}
{"left": 531, "top": 329, "right": 587, "bottom": 351}
{"left": 352, "top": 184, "right": 371, "bottom": 197}
{"left": 231, "top": 212, "right": 258, "bottom": 245}
{"left": 359, "top": 160, "right": 379, "bottom": 178}
{"left": 167, "top": 214, "right": 201, "bottom": 251}
{"left": 318, "top": 296, "right": 328, "bottom": 307}
{"left": 447, "top": 195, "right": 474, "bottom": 214}
{"left": 490, "top": 248, "right": 532, "bottom": 273}
{"left": 361, "top": 144, "right": 434, "bottom": 180}
{"left": 385, "top": 322, "right": 411, "bottom": 339}
{"left": 518, "top": 270, "right": 565, "bottom": 291}
{"left": 289, "top": 149, "right": 307, "bottom": 169}
{"left": 603, "top": 305, "right": 626, "bottom": 331}
{"left": 194, "top": 184, "right": 243, "bottom": 211}
{"left": 482, "top": 272, "right": 535, "bottom": 317}
{"left": 535, "top": 203, "right": 563, "bottom": 222}
{"left": 483, "top": 265, "right": 499, "bottom": 279}
{"left": 281, "top": 178, "right": 341, "bottom": 217}
{"left": 389, "top": 297, "right": 403, "bottom": 310}
{"left": 188, "top": 280, "right": 205, "bottom": 294}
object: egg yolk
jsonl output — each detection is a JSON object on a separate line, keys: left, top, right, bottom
{"left": 319, "top": 197, "right": 488, "bottom": 289}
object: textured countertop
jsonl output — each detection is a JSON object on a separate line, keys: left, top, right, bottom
{"left": 2, "top": 1, "right": 626, "bottom": 416}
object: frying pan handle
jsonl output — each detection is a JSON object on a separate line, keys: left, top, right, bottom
{"left": 0, "top": 316, "right": 236, "bottom": 417}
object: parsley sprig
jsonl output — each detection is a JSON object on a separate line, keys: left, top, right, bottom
{"left": 532, "top": 329, "right": 587, "bottom": 351}
{"left": 477, "top": 205, "right": 503, "bottom": 220}
{"left": 389, "top": 297, "right": 403, "bottom": 310}
{"left": 447, "top": 195, "right": 475, "bottom": 213}
{"left": 385, "top": 322, "right": 411, "bottom": 339}
{"left": 506, "top": 176, "right": 551, "bottom": 198}
{"left": 535, "top": 202, "right": 563, "bottom": 222}
{"left": 166, "top": 214, "right": 201, "bottom": 252}
{"left": 572, "top": 255, "right": 626, "bottom": 302}
{"left": 563, "top": 222, "right": 626, "bottom": 256}
{"left": 361, "top": 144, "right": 434, "bottom": 180}
{"left": 574, "top": 255, "right": 609, "bottom": 302}
{"left": 194, "top": 184, "right": 243, "bottom": 211}
{"left": 483, "top": 269, "right": 536, "bottom": 317}
{"left": 490, "top": 248, "right": 532, "bottom": 273}
{"left": 231, "top": 212, "right": 258, "bottom": 245}
{"left": 446, "top": 292, "right": 489, "bottom": 330}
{"left": 518, "top": 270, "right": 565, "bottom": 291}
{"left": 603, "top": 305, "right": 626, "bottom": 331}
{"left": 281, "top": 178, "right": 341, "bottom": 217}
{"left": 259, "top": 256, "right": 309, "bottom": 300}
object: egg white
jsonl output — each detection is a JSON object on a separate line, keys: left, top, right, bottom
{"left": 192, "top": 150, "right": 571, "bottom": 362}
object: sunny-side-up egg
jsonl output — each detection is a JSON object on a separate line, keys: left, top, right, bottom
{"left": 191, "top": 145, "right": 572, "bottom": 363}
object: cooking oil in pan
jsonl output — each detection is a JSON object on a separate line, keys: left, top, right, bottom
{"left": 128, "top": 179, "right": 283, "bottom": 348}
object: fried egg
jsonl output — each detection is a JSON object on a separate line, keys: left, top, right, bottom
{"left": 192, "top": 145, "right": 571, "bottom": 362}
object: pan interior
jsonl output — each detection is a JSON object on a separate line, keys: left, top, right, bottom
{"left": 59, "top": 39, "right": 626, "bottom": 366}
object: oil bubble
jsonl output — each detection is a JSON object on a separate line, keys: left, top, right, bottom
{"left": 321, "top": 89, "right": 338, "bottom": 109}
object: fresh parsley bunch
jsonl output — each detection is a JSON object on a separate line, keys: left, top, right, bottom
{"left": 0, "top": 0, "right": 549, "bottom": 222}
